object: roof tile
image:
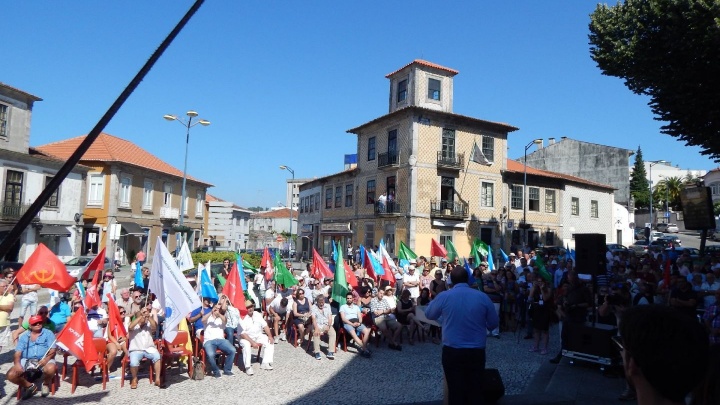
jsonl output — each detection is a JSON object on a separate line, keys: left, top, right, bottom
{"left": 386, "top": 59, "right": 459, "bottom": 78}
{"left": 506, "top": 159, "right": 615, "bottom": 190}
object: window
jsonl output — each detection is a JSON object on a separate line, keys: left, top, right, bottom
{"left": 439, "top": 234, "right": 452, "bottom": 248}
{"left": 4, "top": 170, "right": 23, "bottom": 207}
{"left": 143, "top": 181, "right": 153, "bottom": 209}
{"left": 325, "top": 187, "right": 332, "bottom": 209}
{"left": 711, "top": 182, "right": 720, "bottom": 196}
{"left": 528, "top": 187, "right": 540, "bottom": 211}
{"left": 315, "top": 192, "right": 320, "bottom": 211}
{"left": 482, "top": 136, "right": 494, "bottom": 163}
{"left": 511, "top": 229, "right": 521, "bottom": 246}
{"left": 511, "top": 185, "right": 523, "bottom": 210}
{"left": 367, "top": 180, "right": 376, "bottom": 204}
{"left": 385, "top": 223, "right": 396, "bottom": 255}
{"left": 184, "top": 195, "right": 189, "bottom": 215}
{"left": 428, "top": 78, "right": 441, "bottom": 100}
{"left": 571, "top": 197, "right": 579, "bottom": 216}
{"left": 345, "top": 184, "right": 353, "bottom": 207}
{"left": 364, "top": 222, "right": 374, "bottom": 249}
{"left": 163, "top": 183, "right": 172, "bottom": 207}
{"left": 591, "top": 200, "right": 599, "bottom": 218}
{"left": 119, "top": 176, "right": 131, "bottom": 207}
{"left": 0, "top": 104, "right": 7, "bottom": 137}
{"left": 545, "top": 190, "right": 556, "bottom": 213}
{"left": 368, "top": 137, "right": 376, "bottom": 161}
{"left": 387, "top": 130, "right": 397, "bottom": 155}
{"left": 44, "top": 176, "right": 59, "bottom": 208}
{"left": 441, "top": 129, "right": 455, "bottom": 160}
{"left": 546, "top": 231, "right": 555, "bottom": 245}
{"left": 334, "top": 186, "right": 342, "bottom": 208}
{"left": 309, "top": 195, "right": 314, "bottom": 213}
{"left": 481, "top": 182, "right": 494, "bottom": 207}
{"left": 397, "top": 79, "right": 407, "bottom": 102}
{"left": 196, "top": 191, "right": 203, "bottom": 216}
{"left": 88, "top": 173, "right": 104, "bottom": 206}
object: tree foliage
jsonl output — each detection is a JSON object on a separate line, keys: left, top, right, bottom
{"left": 589, "top": 0, "right": 720, "bottom": 160}
{"left": 653, "top": 176, "right": 684, "bottom": 211}
{"left": 630, "top": 146, "right": 650, "bottom": 208}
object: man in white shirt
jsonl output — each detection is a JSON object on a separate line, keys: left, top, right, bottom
{"left": 403, "top": 265, "right": 420, "bottom": 301}
{"left": 268, "top": 296, "right": 290, "bottom": 342}
{"left": 238, "top": 300, "right": 275, "bottom": 375}
{"left": 310, "top": 295, "right": 336, "bottom": 360}
{"left": 127, "top": 306, "right": 162, "bottom": 388}
{"left": 202, "top": 302, "right": 236, "bottom": 378}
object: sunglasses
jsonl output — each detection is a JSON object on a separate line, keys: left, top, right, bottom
{"left": 30, "top": 322, "right": 43, "bottom": 326}
{"left": 133, "top": 296, "right": 141, "bottom": 299}
{"left": 119, "top": 311, "right": 126, "bottom": 315}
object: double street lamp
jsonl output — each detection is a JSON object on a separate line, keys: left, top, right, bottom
{"left": 523, "top": 139, "right": 543, "bottom": 247}
{"left": 279, "top": 165, "right": 295, "bottom": 257}
{"left": 648, "top": 160, "right": 666, "bottom": 229}
{"left": 164, "top": 111, "right": 210, "bottom": 252}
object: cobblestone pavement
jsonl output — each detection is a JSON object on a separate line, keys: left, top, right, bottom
{"left": 0, "top": 324, "right": 560, "bottom": 404}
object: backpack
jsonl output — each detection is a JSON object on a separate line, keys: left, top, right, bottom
{"left": 191, "top": 357, "right": 204, "bottom": 380}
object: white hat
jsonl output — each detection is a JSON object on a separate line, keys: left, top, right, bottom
{"left": 409, "top": 259, "right": 417, "bottom": 264}
{"left": 408, "top": 265, "right": 416, "bottom": 270}
{"left": 550, "top": 260, "right": 558, "bottom": 265}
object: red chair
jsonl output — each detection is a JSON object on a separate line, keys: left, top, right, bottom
{"left": 120, "top": 355, "right": 155, "bottom": 388}
{"left": 71, "top": 338, "right": 109, "bottom": 393}
{"left": 16, "top": 371, "right": 59, "bottom": 399}
{"left": 285, "top": 312, "right": 299, "bottom": 347}
{"left": 159, "top": 331, "right": 194, "bottom": 385}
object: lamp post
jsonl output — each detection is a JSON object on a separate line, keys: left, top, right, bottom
{"left": 164, "top": 111, "right": 210, "bottom": 254}
{"left": 523, "top": 139, "right": 543, "bottom": 248}
{"left": 648, "top": 160, "right": 666, "bottom": 230}
{"left": 659, "top": 175, "right": 670, "bottom": 225}
{"left": 279, "top": 165, "right": 295, "bottom": 258}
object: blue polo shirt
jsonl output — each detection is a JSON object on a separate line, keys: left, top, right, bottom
{"left": 16, "top": 328, "right": 55, "bottom": 360}
{"left": 190, "top": 306, "right": 212, "bottom": 330}
{"left": 425, "top": 283, "right": 499, "bottom": 349}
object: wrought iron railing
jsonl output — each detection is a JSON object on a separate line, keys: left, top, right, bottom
{"left": 430, "top": 200, "right": 469, "bottom": 218}
{"left": 437, "top": 152, "right": 464, "bottom": 169}
{"left": 0, "top": 202, "right": 31, "bottom": 220}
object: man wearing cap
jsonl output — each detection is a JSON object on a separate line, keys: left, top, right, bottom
{"left": 425, "top": 265, "right": 499, "bottom": 404}
{"left": 403, "top": 265, "right": 420, "bottom": 302}
{"left": 238, "top": 300, "right": 275, "bottom": 375}
{"left": 6, "top": 314, "right": 58, "bottom": 399}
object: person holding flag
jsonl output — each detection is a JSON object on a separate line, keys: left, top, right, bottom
{"left": 6, "top": 314, "right": 58, "bottom": 399}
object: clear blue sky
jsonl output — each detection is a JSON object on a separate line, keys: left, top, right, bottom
{"left": 4, "top": 1, "right": 714, "bottom": 208}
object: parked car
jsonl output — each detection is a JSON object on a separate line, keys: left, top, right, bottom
{"left": 711, "top": 230, "right": 720, "bottom": 241}
{"left": 628, "top": 240, "right": 650, "bottom": 256}
{"left": 656, "top": 223, "right": 669, "bottom": 232}
{"left": 534, "top": 245, "right": 566, "bottom": 258}
{"left": 634, "top": 227, "right": 647, "bottom": 240}
{"left": 665, "top": 224, "right": 679, "bottom": 233}
{"left": 657, "top": 235, "right": 682, "bottom": 248}
{"left": 649, "top": 239, "right": 672, "bottom": 252}
{"left": 64, "top": 256, "right": 112, "bottom": 279}
{"left": 606, "top": 243, "right": 629, "bottom": 255}
{"left": 649, "top": 232, "right": 664, "bottom": 242}
{"left": 663, "top": 247, "right": 700, "bottom": 261}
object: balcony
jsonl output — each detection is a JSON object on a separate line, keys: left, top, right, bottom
{"left": 377, "top": 152, "right": 399, "bottom": 169}
{"left": 374, "top": 200, "right": 403, "bottom": 216}
{"left": 437, "top": 152, "right": 464, "bottom": 170}
{"left": 430, "top": 200, "right": 469, "bottom": 220}
{"left": 0, "top": 202, "right": 31, "bottom": 220}
{"left": 160, "top": 206, "right": 179, "bottom": 221}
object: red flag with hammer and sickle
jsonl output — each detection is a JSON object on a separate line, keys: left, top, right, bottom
{"left": 16, "top": 243, "right": 76, "bottom": 291}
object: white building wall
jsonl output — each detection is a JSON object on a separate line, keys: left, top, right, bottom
{"left": 561, "top": 184, "right": 615, "bottom": 249}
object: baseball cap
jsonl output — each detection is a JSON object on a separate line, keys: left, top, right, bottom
{"left": 551, "top": 260, "right": 558, "bottom": 265}
{"left": 29, "top": 315, "right": 44, "bottom": 325}
{"left": 409, "top": 259, "right": 417, "bottom": 264}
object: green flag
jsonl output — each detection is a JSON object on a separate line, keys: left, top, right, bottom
{"left": 242, "top": 259, "right": 257, "bottom": 272}
{"left": 534, "top": 254, "right": 552, "bottom": 283}
{"left": 331, "top": 243, "right": 349, "bottom": 306}
{"left": 273, "top": 253, "right": 298, "bottom": 288}
{"left": 398, "top": 241, "right": 417, "bottom": 267}
{"left": 445, "top": 239, "right": 459, "bottom": 261}
{"left": 217, "top": 274, "right": 227, "bottom": 287}
{"left": 474, "top": 239, "right": 489, "bottom": 257}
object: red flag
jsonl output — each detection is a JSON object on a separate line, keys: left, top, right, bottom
{"left": 84, "top": 261, "right": 102, "bottom": 309}
{"left": 364, "top": 249, "right": 377, "bottom": 281}
{"left": 16, "top": 243, "right": 76, "bottom": 291}
{"left": 223, "top": 261, "right": 248, "bottom": 317}
{"left": 106, "top": 294, "right": 127, "bottom": 340}
{"left": 380, "top": 255, "right": 395, "bottom": 287}
{"left": 262, "top": 247, "right": 274, "bottom": 282}
{"left": 344, "top": 260, "right": 358, "bottom": 288}
{"left": 80, "top": 247, "right": 106, "bottom": 280}
{"left": 430, "top": 238, "right": 448, "bottom": 258}
{"left": 55, "top": 307, "right": 99, "bottom": 372}
{"left": 311, "top": 248, "right": 333, "bottom": 279}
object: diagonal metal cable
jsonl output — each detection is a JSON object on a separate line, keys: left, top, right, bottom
{"left": 0, "top": 0, "right": 205, "bottom": 260}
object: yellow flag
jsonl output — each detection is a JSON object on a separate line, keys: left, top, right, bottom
{"left": 178, "top": 318, "right": 193, "bottom": 364}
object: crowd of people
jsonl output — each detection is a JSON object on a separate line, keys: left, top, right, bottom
{"left": 2, "top": 241, "right": 720, "bottom": 403}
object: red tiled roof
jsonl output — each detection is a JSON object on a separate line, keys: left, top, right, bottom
{"left": 251, "top": 208, "right": 297, "bottom": 220}
{"left": 506, "top": 159, "right": 615, "bottom": 191}
{"left": 386, "top": 59, "right": 459, "bottom": 78}
{"left": 206, "top": 193, "right": 222, "bottom": 202}
{"left": 34, "top": 133, "right": 213, "bottom": 186}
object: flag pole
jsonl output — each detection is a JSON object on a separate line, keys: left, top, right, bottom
{"left": 2, "top": 276, "right": 16, "bottom": 296}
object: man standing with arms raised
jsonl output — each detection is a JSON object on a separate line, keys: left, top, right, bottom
{"left": 425, "top": 266, "right": 499, "bottom": 405}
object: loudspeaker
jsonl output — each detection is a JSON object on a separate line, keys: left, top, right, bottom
{"left": 565, "top": 322, "right": 618, "bottom": 359}
{"left": 574, "top": 233, "right": 606, "bottom": 277}
{"left": 482, "top": 368, "right": 505, "bottom": 403}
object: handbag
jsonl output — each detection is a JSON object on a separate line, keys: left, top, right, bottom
{"left": 191, "top": 357, "right": 204, "bottom": 380}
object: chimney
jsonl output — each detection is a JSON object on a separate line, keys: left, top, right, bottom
{"left": 560, "top": 136, "right": 568, "bottom": 141}
{"left": 548, "top": 137, "right": 555, "bottom": 145}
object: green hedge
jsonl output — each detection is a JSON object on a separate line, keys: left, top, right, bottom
{"left": 190, "top": 252, "right": 261, "bottom": 269}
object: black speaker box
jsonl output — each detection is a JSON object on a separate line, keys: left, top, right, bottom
{"left": 574, "top": 233, "right": 606, "bottom": 277}
{"left": 482, "top": 368, "right": 505, "bottom": 403}
{"left": 565, "top": 322, "right": 618, "bottom": 359}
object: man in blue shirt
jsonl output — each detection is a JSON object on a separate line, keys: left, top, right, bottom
{"left": 426, "top": 266, "right": 499, "bottom": 404}
{"left": 188, "top": 297, "right": 212, "bottom": 336}
{"left": 6, "top": 315, "right": 58, "bottom": 399}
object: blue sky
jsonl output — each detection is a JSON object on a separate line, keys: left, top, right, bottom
{"left": 4, "top": 1, "right": 714, "bottom": 208}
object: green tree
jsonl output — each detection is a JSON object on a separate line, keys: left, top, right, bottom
{"left": 630, "top": 146, "right": 650, "bottom": 209}
{"left": 653, "top": 176, "right": 684, "bottom": 211}
{"left": 589, "top": 0, "right": 720, "bottom": 160}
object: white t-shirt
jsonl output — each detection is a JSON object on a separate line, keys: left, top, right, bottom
{"left": 264, "top": 289, "right": 275, "bottom": 302}
{"left": 701, "top": 281, "right": 720, "bottom": 308}
{"left": 238, "top": 312, "right": 267, "bottom": 340}
{"left": 269, "top": 296, "right": 289, "bottom": 315}
{"left": 203, "top": 314, "right": 226, "bottom": 341}
{"left": 403, "top": 272, "right": 420, "bottom": 298}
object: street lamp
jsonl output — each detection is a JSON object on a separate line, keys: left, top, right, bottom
{"left": 279, "top": 165, "right": 295, "bottom": 257}
{"left": 523, "top": 138, "right": 543, "bottom": 248}
{"left": 164, "top": 110, "right": 210, "bottom": 253}
{"left": 648, "top": 160, "right": 666, "bottom": 230}
{"left": 659, "top": 175, "right": 670, "bottom": 225}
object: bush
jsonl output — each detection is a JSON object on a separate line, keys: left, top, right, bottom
{"left": 189, "top": 252, "right": 262, "bottom": 268}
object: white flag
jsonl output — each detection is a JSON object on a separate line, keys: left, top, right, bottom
{"left": 379, "top": 239, "right": 398, "bottom": 272}
{"left": 176, "top": 239, "right": 195, "bottom": 271}
{"left": 470, "top": 141, "right": 492, "bottom": 166}
{"left": 149, "top": 237, "right": 202, "bottom": 342}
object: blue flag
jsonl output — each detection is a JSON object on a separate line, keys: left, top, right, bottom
{"left": 134, "top": 261, "right": 144, "bottom": 289}
{"left": 200, "top": 267, "right": 219, "bottom": 303}
{"left": 499, "top": 248, "right": 509, "bottom": 263}
{"left": 237, "top": 254, "right": 248, "bottom": 291}
{"left": 359, "top": 245, "right": 366, "bottom": 268}
{"left": 487, "top": 247, "right": 495, "bottom": 271}
{"left": 368, "top": 249, "right": 385, "bottom": 276}
{"left": 463, "top": 258, "right": 476, "bottom": 287}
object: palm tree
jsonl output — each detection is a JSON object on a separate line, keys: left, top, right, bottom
{"left": 683, "top": 172, "right": 703, "bottom": 186}
{"left": 653, "top": 176, "right": 684, "bottom": 211}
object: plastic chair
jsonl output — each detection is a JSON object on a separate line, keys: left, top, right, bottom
{"left": 160, "top": 330, "right": 194, "bottom": 385}
{"left": 71, "top": 338, "right": 109, "bottom": 393}
{"left": 16, "top": 370, "right": 59, "bottom": 399}
{"left": 120, "top": 355, "right": 154, "bottom": 388}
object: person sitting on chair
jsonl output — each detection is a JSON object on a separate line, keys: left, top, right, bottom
{"left": 201, "top": 300, "right": 236, "bottom": 378}
{"left": 310, "top": 295, "right": 336, "bottom": 360}
{"left": 6, "top": 315, "right": 58, "bottom": 399}
{"left": 340, "top": 293, "right": 371, "bottom": 358}
{"left": 268, "top": 296, "right": 290, "bottom": 342}
{"left": 127, "top": 306, "right": 163, "bottom": 389}
{"left": 370, "top": 287, "right": 402, "bottom": 351}
{"left": 238, "top": 300, "right": 275, "bottom": 376}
